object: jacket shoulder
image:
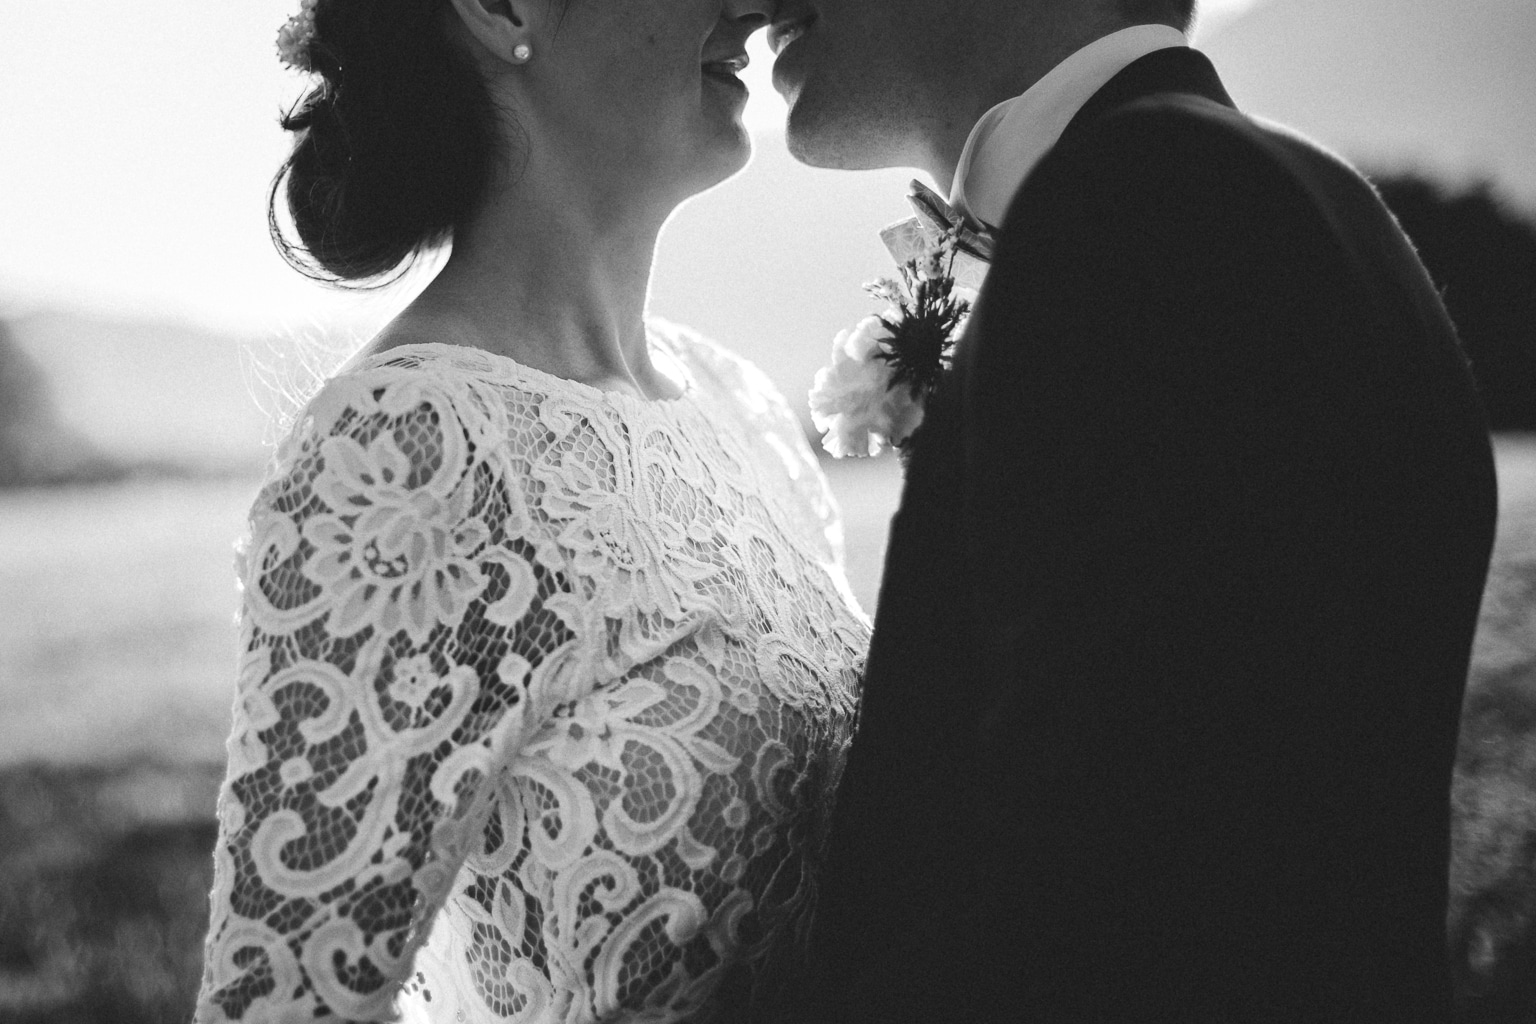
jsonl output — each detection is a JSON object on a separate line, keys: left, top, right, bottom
{"left": 1015, "top": 92, "right": 1392, "bottom": 251}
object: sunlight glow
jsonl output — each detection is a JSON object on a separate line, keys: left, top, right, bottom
{"left": 0, "top": 0, "right": 1312, "bottom": 335}
{"left": 742, "top": 33, "right": 789, "bottom": 136}
{"left": 1193, "top": 0, "right": 1272, "bottom": 40}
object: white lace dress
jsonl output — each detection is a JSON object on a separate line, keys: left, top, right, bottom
{"left": 195, "top": 322, "right": 869, "bottom": 1024}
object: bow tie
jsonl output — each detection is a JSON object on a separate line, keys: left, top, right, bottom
{"left": 879, "top": 179, "right": 996, "bottom": 291}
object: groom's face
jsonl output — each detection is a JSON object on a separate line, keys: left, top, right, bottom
{"left": 769, "top": 0, "right": 971, "bottom": 169}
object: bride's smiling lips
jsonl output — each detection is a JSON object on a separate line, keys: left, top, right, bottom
{"left": 703, "top": 50, "right": 749, "bottom": 104}
{"left": 701, "top": 51, "right": 750, "bottom": 95}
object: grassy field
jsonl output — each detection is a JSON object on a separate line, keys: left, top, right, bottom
{"left": 0, "top": 446, "right": 1532, "bottom": 1022}
{"left": 1451, "top": 483, "right": 1536, "bottom": 1020}
{"left": 0, "top": 762, "right": 221, "bottom": 1023}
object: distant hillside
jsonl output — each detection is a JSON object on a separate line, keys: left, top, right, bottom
{"left": 0, "top": 322, "right": 124, "bottom": 487}
{"left": 3, "top": 309, "right": 316, "bottom": 478}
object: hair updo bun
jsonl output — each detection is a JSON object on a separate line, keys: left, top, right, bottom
{"left": 270, "top": 0, "right": 502, "bottom": 283}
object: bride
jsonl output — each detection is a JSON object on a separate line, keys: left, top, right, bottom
{"left": 194, "top": 0, "right": 868, "bottom": 1018}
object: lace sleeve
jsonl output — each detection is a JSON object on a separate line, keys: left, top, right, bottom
{"left": 197, "top": 368, "right": 579, "bottom": 1023}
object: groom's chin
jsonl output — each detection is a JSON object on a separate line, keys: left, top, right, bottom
{"left": 775, "top": 90, "right": 828, "bottom": 167}
{"left": 783, "top": 103, "right": 896, "bottom": 171}
{"left": 780, "top": 91, "right": 852, "bottom": 168}
{"left": 775, "top": 65, "right": 865, "bottom": 167}
{"left": 783, "top": 118, "right": 840, "bottom": 169}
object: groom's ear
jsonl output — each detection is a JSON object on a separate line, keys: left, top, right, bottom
{"left": 444, "top": 0, "right": 533, "bottom": 66}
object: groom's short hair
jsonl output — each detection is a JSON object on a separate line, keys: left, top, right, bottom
{"left": 1119, "top": 0, "right": 1197, "bottom": 31}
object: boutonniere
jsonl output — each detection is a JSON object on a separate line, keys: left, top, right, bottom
{"left": 809, "top": 229, "right": 978, "bottom": 458}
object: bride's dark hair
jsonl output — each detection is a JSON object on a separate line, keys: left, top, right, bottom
{"left": 270, "top": 0, "right": 502, "bottom": 284}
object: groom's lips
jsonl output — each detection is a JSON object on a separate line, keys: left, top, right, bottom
{"left": 770, "top": 14, "right": 814, "bottom": 93}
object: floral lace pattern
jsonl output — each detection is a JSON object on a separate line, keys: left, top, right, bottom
{"left": 197, "top": 322, "right": 868, "bottom": 1023}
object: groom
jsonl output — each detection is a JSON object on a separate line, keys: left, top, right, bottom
{"left": 772, "top": 0, "right": 1498, "bottom": 1020}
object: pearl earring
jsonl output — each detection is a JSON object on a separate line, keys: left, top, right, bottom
{"left": 511, "top": 43, "right": 531, "bottom": 63}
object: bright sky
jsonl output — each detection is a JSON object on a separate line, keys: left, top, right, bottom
{"left": 0, "top": 0, "right": 1267, "bottom": 335}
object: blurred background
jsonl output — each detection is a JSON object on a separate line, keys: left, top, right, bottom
{"left": 1, "top": 0, "right": 1534, "bottom": 1019}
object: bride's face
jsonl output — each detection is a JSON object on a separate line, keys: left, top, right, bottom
{"left": 500, "top": 0, "right": 772, "bottom": 205}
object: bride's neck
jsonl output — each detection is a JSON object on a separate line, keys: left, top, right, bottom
{"left": 395, "top": 162, "right": 678, "bottom": 399}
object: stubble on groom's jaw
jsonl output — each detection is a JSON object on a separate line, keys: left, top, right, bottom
{"left": 772, "top": 0, "right": 1165, "bottom": 179}
{"left": 768, "top": 0, "right": 978, "bottom": 173}
{"left": 768, "top": 0, "right": 1069, "bottom": 176}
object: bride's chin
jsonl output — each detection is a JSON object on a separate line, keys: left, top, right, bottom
{"left": 719, "top": 125, "right": 754, "bottom": 174}
{"left": 686, "top": 126, "right": 754, "bottom": 193}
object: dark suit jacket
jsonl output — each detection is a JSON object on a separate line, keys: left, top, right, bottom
{"left": 791, "top": 47, "right": 1498, "bottom": 1022}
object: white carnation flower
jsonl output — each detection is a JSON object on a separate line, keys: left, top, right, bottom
{"left": 808, "top": 316, "right": 925, "bottom": 458}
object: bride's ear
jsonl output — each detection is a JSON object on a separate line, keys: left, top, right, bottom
{"left": 444, "top": 0, "right": 533, "bottom": 67}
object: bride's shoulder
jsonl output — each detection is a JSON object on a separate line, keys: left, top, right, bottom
{"left": 647, "top": 316, "right": 786, "bottom": 411}
{"left": 260, "top": 338, "right": 517, "bottom": 489}
{"left": 303, "top": 345, "right": 494, "bottom": 426}
{"left": 333, "top": 313, "right": 543, "bottom": 396}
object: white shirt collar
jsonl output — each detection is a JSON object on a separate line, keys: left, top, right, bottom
{"left": 950, "top": 24, "right": 1190, "bottom": 229}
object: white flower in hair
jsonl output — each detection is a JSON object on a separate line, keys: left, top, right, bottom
{"left": 276, "top": 0, "right": 321, "bottom": 71}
